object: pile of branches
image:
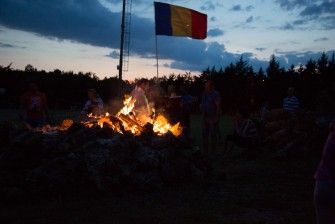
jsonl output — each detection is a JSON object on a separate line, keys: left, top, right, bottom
{"left": 0, "top": 122, "right": 207, "bottom": 200}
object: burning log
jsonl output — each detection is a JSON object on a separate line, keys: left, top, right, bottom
{"left": 0, "top": 117, "right": 202, "bottom": 199}
{"left": 0, "top": 94, "right": 191, "bottom": 199}
{"left": 117, "top": 113, "right": 145, "bottom": 134}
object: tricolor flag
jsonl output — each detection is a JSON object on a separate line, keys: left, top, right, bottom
{"left": 154, "top": 2, "right": 207, "bottom": 39}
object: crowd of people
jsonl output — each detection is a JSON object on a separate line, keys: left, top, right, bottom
{"left": 18, "top": 80, "right": 334, "bottom": 223}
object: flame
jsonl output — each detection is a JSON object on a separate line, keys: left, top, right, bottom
{"left": 152, "top": 115, "right": 183, "bottom": 137}
{"left": 117, "top": 95, "right": 135, "bottom": 116}
{"left": 152, "top": 115, "right": 171, "bottom": 135}
{"left": 169, "top": 122, "right": 183, "bottom": 137}
{"left": 52, "top": 95, "right": 183, "bottom": 137}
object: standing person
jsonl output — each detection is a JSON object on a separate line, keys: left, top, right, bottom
{"left": 20, "top": 83, "right": 49, "bottom": 128}
{"left": 283, "top": 87, "right": 300, "bottom": 133}
{"left": 260, "top": 101, "right": 270, "bottom": 123}
{"left": 180, "top": 87, "right": 196, "bottom": 134}
{"left": 283, "top": 87, "right": 299, "bottom": 114}
{"left": 314, "top": 122, "right": 335, "bottom": 224}
{"left": 130, "top": 79, "right": 151, "bottom": 125}
{"left": 201, "top": 80, "right": 221, "bottom": 155}
{"left": 81, "top": 89, "right": 104, "bottom": 116}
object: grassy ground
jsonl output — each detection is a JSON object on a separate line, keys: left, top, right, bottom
{"left": 0, "top": 110, "right": 320, "bottom": 223}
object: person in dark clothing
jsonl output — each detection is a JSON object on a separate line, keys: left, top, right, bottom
{"left": 180, "top": 88, "right": 196, "bottom": 129}
{"left": 20, "top": 83, "right": 49, "bottom": 128}
{"left": 224, "top": 107, "right": 259, "bottom": 154}
{"left": 201, "top": 80, "right": 221, "bottom": 155}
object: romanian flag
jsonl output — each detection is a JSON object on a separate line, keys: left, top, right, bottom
{"left": 154, "top": 2, "right": 207, "bottom": 39}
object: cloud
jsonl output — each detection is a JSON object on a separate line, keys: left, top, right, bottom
{"left": 274, "top": 50, "right": 335, "bottom": 67}
{"left": 281, "top": 23, "right": 295, "bottom": 30}
{"left": 200, "top": 1, "right": 215, "bottom": 11}
{"left": 210, "top": 16, "right": 217, "bottom": 22}
{"left": 2, "top": 0, "right": 330, "bottom": 73}
{"left": 230, "top": 4, "right": 255, "bottom": 12}
{"left": 246, "top": 16, "right": 254, "bottom": 23}
{"left": 0, "top": 42, "right": 25, "bottom": 49}
{"left": 314, "top": 37, "right": 329, "bottom": 42}
{"left": 275, "top": 0, "right": 335, "bottom": 30}
{"left": 275, "top": 0, "right": 310, "bottom": 10}
{"left": 231, "top": 5, "right": 242, "bottom": 11}
{"left": 255, "top": 47, "right": 266, "bottom": 52}
{"left": 319, "top": 16, "right": 335, "bottom": 29}
{"left": 105, "top": 0, "right": 143, "bottom": 4}
{"left": 0, "top": 0, "right": 268, "bottom": 72}
{"left": 207, "top": 28, "right": 224, "bottom": 37}
{"left": 277, "top": 19, "right": 308, "bottom": 30}
{"left": 299, "top": 1, "right": 335, "bottom": 17}
{"left": 105, "top": 50, "right": 119, "bottom": 59}
{"left": 0, "top": 42, "right": 15, "bottom": 48}
{"left": 292, "top": 19, "right": 307, "bottom": 25}
{"left": 246, "top": 5, "right": 255, "bottom": 11}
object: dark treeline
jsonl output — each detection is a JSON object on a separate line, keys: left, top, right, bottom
{"left": 0, "top": 65, "right": 122, "bottom": 110}
{"left": 0, "top": 52, "right": 335, "bottom": 113}
{"left": 158, "top": 52, "right": 335, "bottom": 114}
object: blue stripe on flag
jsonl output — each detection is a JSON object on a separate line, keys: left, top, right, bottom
{"left": 154, "top": 2, "right": 172, "bottom": 36}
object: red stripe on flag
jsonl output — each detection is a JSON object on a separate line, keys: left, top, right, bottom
{"left": 191, "top": 11, "right": 207, "bottom": 39}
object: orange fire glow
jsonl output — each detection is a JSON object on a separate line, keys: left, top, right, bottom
{"left": 81, "top": 95, "right": 182, "bottom": 137}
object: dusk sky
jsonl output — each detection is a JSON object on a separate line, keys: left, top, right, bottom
{"left": 0, "top": 0, "right": 334, "bottom": 80}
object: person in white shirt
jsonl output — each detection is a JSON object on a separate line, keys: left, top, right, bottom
{"left": 130, "top": 79, "right": 151, "bottom": 124}
{"left": 81, "top": 89, "right": 104, "bottom": 116}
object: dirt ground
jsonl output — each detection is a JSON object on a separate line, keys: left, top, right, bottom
{"left": 0, "top": 112, "right": 321, "bottom": 224}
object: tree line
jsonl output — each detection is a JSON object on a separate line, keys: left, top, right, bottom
{"left": 0, "top": 52, "right": 334, "bottom": 114}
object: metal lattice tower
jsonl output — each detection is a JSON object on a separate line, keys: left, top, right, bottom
{"left": 118, "top": 0, "right": 132, "bottom": 80}
{"left": 123, "top": 0, "right": 132, "bottom": 72}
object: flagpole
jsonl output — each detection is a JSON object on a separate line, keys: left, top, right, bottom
{"left": 118, "top": 0, "right": 126, "bottom": 81}
{"left": 155, "top": 34, "right": 159, "bottom": 79}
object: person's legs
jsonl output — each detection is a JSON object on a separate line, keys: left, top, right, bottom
{"left": 224, "top": 135, "right": 233, "bottom": 151}
{"left": 202, "top": 119, "right": 210, "bottom": 156}
{"left": 182, "top": 113, "right": 191, "bottom": 138}
{"left": 314, "top": 180, "right": 335, "bottom": 224}
{"left": 210, "top": 121, "right": 219, "bottom": 151}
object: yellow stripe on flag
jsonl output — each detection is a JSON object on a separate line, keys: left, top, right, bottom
{"left": 170, "top": 5, "right": 192, "bottom": 37}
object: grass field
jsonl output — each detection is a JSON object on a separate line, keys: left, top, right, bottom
{"left": 0, "top": 110, "right": 320, "bottom": 223}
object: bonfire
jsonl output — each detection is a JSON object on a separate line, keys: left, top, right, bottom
{"left": 79, "top": 95, "right": 182, "bottom": 137}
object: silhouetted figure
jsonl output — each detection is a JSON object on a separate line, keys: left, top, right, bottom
{"left": 201, "top": 80, "right": 221, "bottom": 155}
{"left": 283, "top": 87, "right": 299, "bottom": 133}
{"left": 283, "top": 87, "right": 299, "bottom": 114}
{"left": 224, "top": 107, "right": 259, "bottom": 154}
{"left": 130, "top": 79, "right": 151, "bottom": 124}
{"left": 260, "top": 101, "right": 270, "bottom": 123}
{"left": 314, "top": 122, "right": 335, "bottom": 224}
{"left": 167, "top": 84, "right": 177, "bottom": 97}
{"left": 20, "top": 83, "right": 48, "bottom": 128}
{"left": 81, "top": 89, "right": 103, "bottom": 116}
{"left": 180, "top": 87, "right": 196, "bottom": 135}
